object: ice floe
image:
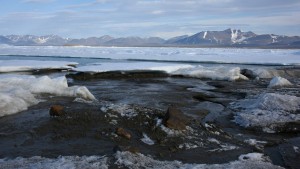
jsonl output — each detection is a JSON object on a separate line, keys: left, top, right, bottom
{"left": 268, "top": 76, "right": 292, "bottom": 88}
{"left": 0, "top": 60, "right": 77, "bottom": 72}
{"left": 232, "top": 93, "right": 300, "bottom": 132}
{"left": 0, "top": 75, "right": 96, "bottom": 117}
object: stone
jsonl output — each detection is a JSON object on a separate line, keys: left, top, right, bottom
{"left": 163, "top": 106, "right": 189, "bottom": 130}
{"left": 127, "top": 147, "right": 139, "bottom": 154}
{"left": 116, "top": 128, "right": 131, "bottom": 140}
{"left": 240, "top": 69, "right": 256, "bottom": 79}
{"left": 49, "top": 105, "right": 65, "bottom": 117}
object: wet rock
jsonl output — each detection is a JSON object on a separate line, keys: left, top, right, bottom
{"left": 127, "top": 147, "right": 140, "bottom": 154}
{"left": 49, "top": 105, "right": 65, "bottom": 117}
{"left": 116, "top": 127, "right": 131, "bottom": 140}
{"left": 163, "top": 107, "right": 189, "bottom": 130}
{"left": 67, "top": 71, "right": 169, "bottom": 80}
{"left": 113, "top": 145, "right": 122, "bottom": 153}
{"left": 279, "top": 137, "right": 300, "bottom": 169}
{"left": 240, "top": 69, "right": 257, "bottom": 79}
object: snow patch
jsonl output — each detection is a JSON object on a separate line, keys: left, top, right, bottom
{"left": 140, "top": 133, "right": 155, "bottom": 145}
{"left": 268, "top": 76, "right": 292, "bottom": 88}
{"left": 203, "top": 31, "right": 207, "bottom": 39}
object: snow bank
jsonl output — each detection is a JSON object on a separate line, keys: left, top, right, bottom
{"left": 0, "top": 156, "right": 108, "bottom": 169}
{"left": 115, "top": 151, "right": 283, "bottom": 169}
{"left": 0, "top": 60, "right": 77, "bottom": 72}
{"left": 233, "top": 93, "right": 300, "bottom": 133}
{"left": 0, "top": 75, "right": 96, "bottom": 117}
{"left": 268, "top": 76, "right": 292, "bottom": 88}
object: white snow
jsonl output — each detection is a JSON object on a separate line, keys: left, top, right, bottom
{"left": 0, "top": 46, "right": 299, "bottom": 65}
{"left": 0, "top": 60, "right": 77, "bottom": 72}
{"left": 0, "top": 75, "right": 96, "bottom": 117}
{"left": 140, "top": 133, "right": 155, "bottom": 145}
{"left": 203, "top": 31, "right": 207, "bottom": 39}
{"left": 114, "top": 151, "right": 283, "bottom": 169}
{"left": 231, "top": 29, "right": 239, "bottom": 43}
{"left": 232, "top": 93, "right": 300, "bottom": 132}
{"left": 268, "top": 76, "right": 292, "bottom": 88}
{"left": 0, "top": 155, "right": 108, "bottom": 169}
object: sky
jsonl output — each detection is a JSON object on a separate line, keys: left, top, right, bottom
{"left": 0, "top": 0, "right": 299, "bottom": 39}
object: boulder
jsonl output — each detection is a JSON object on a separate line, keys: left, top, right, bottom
{"left": 49, "top": 105, "right": 65, "bottom": 116}
{"left": 240, "top": 69, "right": 256, "bottom": 79}
{"left": 116, "top": 128, "right": 131, "bottom": 140}
{"left": 163, "top": 107, "right": 189, "bottom": 130}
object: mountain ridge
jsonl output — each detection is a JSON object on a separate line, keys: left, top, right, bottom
{"left": 1, "top": 29, "right": 300, "bottom": 48}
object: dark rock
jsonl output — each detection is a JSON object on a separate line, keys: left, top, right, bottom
{"left": 279, "top": 137, "right": 300, "bottom": 169}
{"left": 113, "top": 145, "right": 122, "bottom": 153}
{"left": 127, "top": 147, "right": 139, "bottom": 154}
{"left": 66, "top": 71, "right": 169, "bottom": 80}
{"left": 116, "top": 127, "right": 131, "bottom": 140}
{"left": 49, "top": 105, "right": 65, "bottom": 116}
{"left": 163, "top": 106, "right": 189, "bottom": 130}
{"left": 240, "top": 69, "right": 257, "bottom": 79}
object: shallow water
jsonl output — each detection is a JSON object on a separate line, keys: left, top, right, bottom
{"left": 0, "top": 47, "right": 299, "bottom": 168}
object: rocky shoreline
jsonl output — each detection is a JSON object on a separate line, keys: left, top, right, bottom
{"left": 0, "top": 67, "right": 299, "bottom": 168}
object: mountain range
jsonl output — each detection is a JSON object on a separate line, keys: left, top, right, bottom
{"left": 1, "top": 29, "right": 300, "bottom": 48}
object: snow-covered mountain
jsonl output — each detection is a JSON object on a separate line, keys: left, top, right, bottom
{"left": 0, "top": 29, "right": 299, "bottom": 48}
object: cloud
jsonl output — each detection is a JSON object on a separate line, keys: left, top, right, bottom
{"left": 1, "top": 0, "right": 300, "bottom": 37}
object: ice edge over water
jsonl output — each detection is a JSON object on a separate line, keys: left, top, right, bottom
{"left": 0, "top": 75, "right": 96, "bottom": 117}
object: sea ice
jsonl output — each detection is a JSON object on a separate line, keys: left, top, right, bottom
{"left": 0, "top": 75, "right": 96, "bottom": 117}
{"left": 1, "top": 46, "right": 299, "bottom": 65}
{"left": 0, "top": 60, "right": 77, "bottom": 72}
{"left": 268, "top": 76, "right": 292, "bottom": 88}
{"left": 232, "top": 93, "right": 300, "bottom": 132}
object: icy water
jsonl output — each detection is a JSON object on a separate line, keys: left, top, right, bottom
{"left": 0, "top": 46, "right": 299, "bottom": 169}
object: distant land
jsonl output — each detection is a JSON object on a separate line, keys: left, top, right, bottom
{"left": 1, "top": 29, "right": 300, "bottom": 48}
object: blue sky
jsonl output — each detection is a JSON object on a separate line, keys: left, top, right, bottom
{"left": 0, "top": 0, "right": 299, "bottom": 38}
